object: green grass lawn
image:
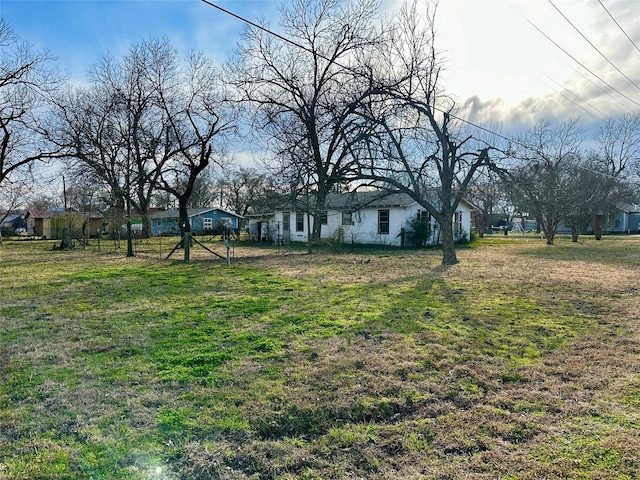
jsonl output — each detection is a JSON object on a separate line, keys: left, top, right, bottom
{"left": 1, "top": 236, "right": 639, "bottom": 479}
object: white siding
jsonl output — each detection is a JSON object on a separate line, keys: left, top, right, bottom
{"left": 268, "top": 197, "right": 473, "bottom": 246}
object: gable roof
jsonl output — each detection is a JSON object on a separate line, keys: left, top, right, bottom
{"left": 621, "top": 203, "right": 640, "bottom": 213}
{"left": 2, "top": 214, "right": 23, "bottom": 224}
{"left": 325, "top": 191, "right": 417, "bottom": 210}
{"left": 26, "top": 209, "right": 63, "bottom": 219}
{"left": 282, "top": 190, "right": 476, "bottom": 212}
{"left": 150, "top": 207, "right": 243, "bottom": 220}
{"left": 26, "top": 209, "right": 103, "bottom": 220}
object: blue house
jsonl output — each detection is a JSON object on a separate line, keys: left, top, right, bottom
{"left": 150, "top": 208, "right": 243, "bottom": 236}
{"left": 1, "top": 214, "right": 27, "bottom": 234}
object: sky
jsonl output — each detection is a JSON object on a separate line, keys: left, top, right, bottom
{"left": 1, "top": 0, "right": 639, "bottom": 143}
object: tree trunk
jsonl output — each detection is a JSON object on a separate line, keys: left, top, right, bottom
{"left": 126, "top": 221, "right": 134, "bottom": 257}
{"left": 439, "top": 218, "right": 458, "bottom": 265}
{"left": 140, "top": 204, "right": 151, "bottom": 239}
{"left": 593, "top": 214, "right": 605, "bottom": 240}
{"left": 178, "top": 198, "right": 191, "bottom": 262}
{"left": 542, "top": 213, "right": 560, "bottom": 245}
{"left": 570, "top": 227, "right": 579, "bottom": 242}
{"left": 308, "top": 191, "right": 326, "bottom": 254}
{"left": 570, "top": 219, "right": 579, "bottom": 242}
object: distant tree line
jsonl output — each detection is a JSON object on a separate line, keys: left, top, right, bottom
{"left": 466, "top": 116, "right": 639, "bottom": 245}
{"left": 1, "top": 1, "right": 639, "bottom": 262}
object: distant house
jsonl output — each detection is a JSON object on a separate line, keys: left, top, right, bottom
{"left": 1, "top": 214, "right": 27, "bottom": 234}
{"left": 556, "top": 204, "right": 640, "bottom": 235}
{"left": 25, "top": 210, "right": 57, "bottom": 238}
{"left": 150, "top": 207, "right": 243, "bottom": 236}
{"left": 250, "top": 191, "right": 475, "bottom": 246}
{"left": 25, "top": 210, "right": 104, "bottom": 239}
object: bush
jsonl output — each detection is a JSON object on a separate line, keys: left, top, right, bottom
{"left": 406, "top": 214, "right": 431, "bottom": 247}
{"left": 455, "top": 228, "right": 469, "bottom": 245}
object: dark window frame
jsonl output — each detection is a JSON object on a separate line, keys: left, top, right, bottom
{"left": 295, "top": 211, "right": 304, "bottom": 232}
{"left": 378, "top": 209, "right": 390, "bottom": 234}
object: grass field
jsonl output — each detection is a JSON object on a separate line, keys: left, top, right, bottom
{"left": 1, "top": 235, "right": 639, "bottom": 479}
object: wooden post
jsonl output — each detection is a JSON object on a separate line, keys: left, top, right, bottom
{"left": 184, "top": 231, "right": 190, "bottom": 262}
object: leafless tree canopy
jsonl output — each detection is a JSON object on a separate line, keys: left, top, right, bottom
{"left": 0, "top": 18, "right": 63, "bottom": 191}
{"left": 48, "top": 39, "right": 236, "bottom": 259}
{"left": 154, "top": 50, "right": 237, "bottom": 261}
{"left": 504, "top": 118, "right": 586, "bottom": 245}
{"left": 594, "top": 113, "right": 640, "bottom": 177}
{"left": 352, "top": 0, "right": 493, "bottom": 264}
{"left": 228, "top": 0, "right": 382, "bottom": 246}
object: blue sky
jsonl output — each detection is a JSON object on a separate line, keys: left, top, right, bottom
{"left": 0, "top": 0, "right": 262, "bottom": 82}
{"left": 2, "top": 0, "right": 639, "bottom": 136}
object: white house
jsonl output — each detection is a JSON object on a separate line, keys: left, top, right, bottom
{"left": 256, "top": 191, "right": 474, "bottom": 246}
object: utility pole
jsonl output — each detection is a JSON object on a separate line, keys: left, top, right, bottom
{"left": 62, "top": 176, "right": 68, "bottom": 210}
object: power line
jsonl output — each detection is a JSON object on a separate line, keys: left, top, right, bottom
{"left": 525, "top": 17, "right": 640, "bottom": 109}
{"left": 547, "top": 0, "right": 640, "bottom": 92}
{"left": 569, "top": 65, "right": 636, "bottom": 114}
{"left": 541, "top": 74, "right": 605, "bottom": 121}
{"left": 198, "top": 0, "right": 635, "bottom": 180}
{"left": 199, "top": 0, "right": 524, "bottom": 147}
{"left": 200, "top": 0, "right": 314, "bottom": 57}
{"left": 597, "top": 0, "right": 640, "bottom": 54}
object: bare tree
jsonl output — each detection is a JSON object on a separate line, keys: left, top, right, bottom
{"left": 155, "top": 52, "right": 237, "bottom": 261}
{"left": 88, "top": 40, "right": 176, "bottom": 243}
{"left": 0, "top": 19, "right": 63, "bottom": 204}
{"left": 215, "top": 166, "right": 279, "bottom": 216}
{"left": 589, "top": 113, "right": 640, "bottom": 239}
{"left": 49, "top": 39, "right": 181, "bottom": 255}
{"left": 51, "top": 87, "right": 128, "bottom": 223}
{"left": 580, "top": 152, "right": 635, "bottom": 240}
{"left": 228, "top": 0, "right": 381, "bottom": 250}
{"left": 355, "top": 0, "right": 492, "bottom": 264}
{"left": 504, "top": 118, "right": 584, "bottom": 245}
{"left": 594, "top": 113, "right": 640, "bottom": 177}
{"left": 466, "top": 171, "right": 509, "bottom": 238}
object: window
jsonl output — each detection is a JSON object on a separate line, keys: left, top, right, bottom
{"left": 342, "top": 212, "right": 352, "bottom": 226}
{"left": 417, "top": 210, "right": 429, "bottom": 222}
{"left": 296, "top": 211, "right": 304, "bottom": 232}
{"left": 283, "top": 212, "right": 290, "bottom": 233}
{"left": 203, "top": 218, "right": 213, "bottom": 230}
{"left": 156, "top": 219, "right": 162, "bottom": 226}
{"left": 378, "top": 209, "right": 390, "bottom": 234}
{"left": 320, "top": 211, "right": 328, "bottom": 225}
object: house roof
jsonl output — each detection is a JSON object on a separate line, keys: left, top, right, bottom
{"left": 2, "top": 214, "right": 23, "bottom": 224}
{"left": 285, "top": 191, "right": 476, "bottom": 211}
{"left": 77, "top": 211, "right": 104, "bottom": 219}
{"left": 26, "top": 209, "right": 62, "bottom": 219}
{"left": 150, "top": 207, "right": 243, "bottom": 220}
{"left": 324, "top": 191, "right": 417, "bottom": 210}
{"left": 621, "top": 203, "right": 640, "bottom": 213}
{"left": 26, "top": 209, "right": 103, "bottom": 219}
